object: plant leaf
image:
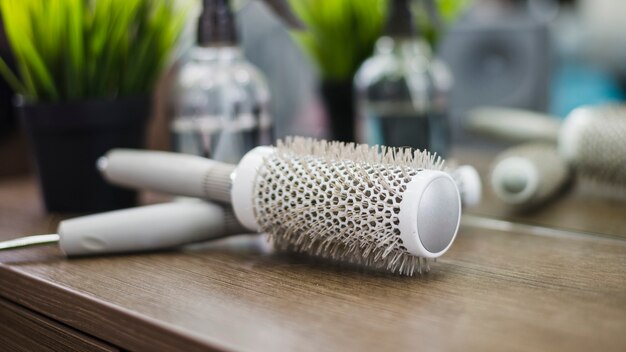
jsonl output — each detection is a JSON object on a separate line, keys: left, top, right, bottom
{"left": 0, "top": 56, "right": 26, "bottom": 94}
{"left": 0, "top": 0, "right": 187, "bottom": 102}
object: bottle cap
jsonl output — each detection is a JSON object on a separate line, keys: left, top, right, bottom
{"left": 384, "top": 0, "right": 416, "bottom": 37}
{"left": 197, "top": 0, "right": 238, "bottom": 46}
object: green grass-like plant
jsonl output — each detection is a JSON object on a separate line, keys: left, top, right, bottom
{"left": 414, "top": 0, "right": 471, "bottom": 47}
{"left": 287, "top": 0, "right": 469, "bottom": 82}
{"left": 287, "top": 0, "right": 387, "bottom": 82}
{"left": 0, "top": 0, "right": 188, "bottom": 102}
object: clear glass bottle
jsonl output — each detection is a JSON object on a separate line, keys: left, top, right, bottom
{"left": 354, "top": 0, "right": 451, "bottom": 157}
{"left": 171, "top": 0, "right": 272, "bottom": 164}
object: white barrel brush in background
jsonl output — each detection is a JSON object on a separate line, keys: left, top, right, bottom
{"left": 100, "top": 137, "right": 462, "bottom": 275}
{"left": 490, "top": 143, "right": 572, "bottom": 210}
{"left": 467, "top": 105, "right": 626, "bottom": 189}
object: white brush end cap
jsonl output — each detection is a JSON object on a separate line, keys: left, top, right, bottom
{"left": 231, "top": 146, "right": 276, "bottom": 231}
{"left": 491, "top": 156, "right": 539, "bottom": 204}
{"left": 454, "top": 165, "right": 482, "bottom": 206}
{"left": 398, "top": 170, "right": 461, "bottom": 258}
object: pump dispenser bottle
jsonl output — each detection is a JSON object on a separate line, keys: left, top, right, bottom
{"left": 355, "top": 0, "right": 451, "bottom": 157}
{"left": 171, "top": 0, "right": 272, "bottom": 164}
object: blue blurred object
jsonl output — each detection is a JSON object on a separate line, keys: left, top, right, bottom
{"left": 550, "top": 59, "right": 625, "bottom": 118}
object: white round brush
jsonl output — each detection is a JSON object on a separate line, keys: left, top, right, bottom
{"left": 490, "top": 143, "right": 571, "bottom": 208}
{"left": 0, "top": 200, "right": 247, "bottom": 256}
{"left": 467, "top": 105, "right": 626, "bottom": 187}
{"left": 100, "top": 137, "right": 462, "bottom": 275}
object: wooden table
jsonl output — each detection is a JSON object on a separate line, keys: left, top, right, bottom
{"left": 1, "top": 172, "right": 626, "bottom": 351}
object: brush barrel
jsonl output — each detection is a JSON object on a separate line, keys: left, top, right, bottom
{"left": 232, "top": 145, "right": 461, "bottom": 261}
{"left": 100, "top": 149, "right": 235, "bottom": 203}
{"left": 559, "top": 105, "right": 626, "bottom": 184}
{"left": 58, "top": 200, "right": 245, "bottom": 256}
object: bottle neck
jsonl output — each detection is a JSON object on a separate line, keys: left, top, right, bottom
{"left": 383, "top": 0, "right": 415, "bottom": 38}
{"left": 374, "top": 36, "right": 432, "bottom": 59}
{"left": 197, "top": 0, "right": 238, "bottom": 46}
{"left": 190, "top": 46, "right": 243, "bottom": 63}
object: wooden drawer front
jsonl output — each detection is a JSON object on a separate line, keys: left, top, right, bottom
{"left": 0, "top": 297, "right": 118, "bottom": 352}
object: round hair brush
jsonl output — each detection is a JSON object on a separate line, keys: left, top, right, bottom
{"left": 100, "top": 137, "right": 462, "bottom": 275}
{"left": 467, "top": 105, "right": 626, "bottom": 187}
{"left": 490, "top": 143, "right": 571, "bottom": 209}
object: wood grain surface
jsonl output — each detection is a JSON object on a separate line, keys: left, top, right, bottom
{"left": 0, "top": 175, "right": 625, "bottom": 351}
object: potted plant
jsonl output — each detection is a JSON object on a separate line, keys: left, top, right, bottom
{"left": 284, "top": 0, "right": 469, "bottom": 143}
{"left": 0, "top": 0, "right": 186, "bottom": 212}
{"left": 287, "top": 0, "right": 387, "bottom": 143}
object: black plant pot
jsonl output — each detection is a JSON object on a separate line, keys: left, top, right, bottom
{"left": 17, "top": 96, "right": 151, "bottom": 213}
{"left": 0, "top": 16, "right": 17, "bottom": 139}
{"left": 320, "top": 80, "right": 356, "bottom": 143}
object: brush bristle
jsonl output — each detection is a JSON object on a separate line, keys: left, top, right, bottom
{"left": 253, "top": 137, "right": 446, "bottom": 276}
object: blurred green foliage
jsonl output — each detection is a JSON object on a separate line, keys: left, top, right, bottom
{"left": 288, "top": 0, "right": 469, "bottom": 82}
{"left": 414, "top": 0, "right": 471, "bottom": 47}
{"left": 0, "top": 0, "right": 188, "bottom": 102}
{"left": 288, "top": 0, "right": 387, "bottom": 82}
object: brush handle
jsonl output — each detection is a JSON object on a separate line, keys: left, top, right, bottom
{"left": 466, "top": 107, "right": 560, "bottom": 143}
{"left": 58, "top": 200, "right": 246, "bottom": 256}
{"left": 100, "top": 147, "right": 276, "bottom": 232}
{"left": 99, "top": 149, "right": 235, "bottom": 203}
